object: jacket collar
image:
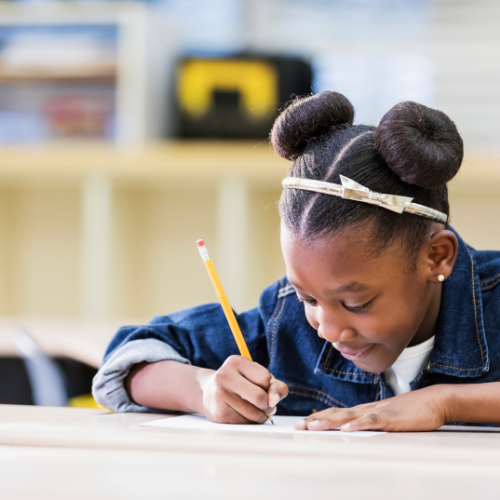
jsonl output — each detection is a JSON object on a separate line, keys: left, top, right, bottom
{"left": 315, "top": 229, "right": 490, "bottom": 383}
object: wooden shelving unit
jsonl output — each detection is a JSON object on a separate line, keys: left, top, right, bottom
{"left": 0, "top": 141, "right": 498, "bottom": 322}
{"left": 0, "top": 141, "right": 287, "bottom": 182}
{"left": 0, "top": 141, "right": 288, "bottom": 320}
{"left": 0, "top": 142, "right": 498, "bottom": 186}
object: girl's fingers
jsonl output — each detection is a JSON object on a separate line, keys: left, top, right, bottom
{"left": 294, "top": 405, "right": 394, "bottom": 432}
{"left": 302, "top": 407, "right": 342, "bottom": 422}
{"left": 217, "top": 358, "right": 288, "bottom": 417}
{"left": 340, "top": 414, "right": 387, "bottom": 432}
{"left": 225, "top": 391, "right": 269, "bottom": 424}
{"left": 267, "top": 377, "right": 289, "bottom": 408}
{"left": 293, "top": 419, "right": 308, "bottom": 430}
{"left": 231, "top": 356, "right": 272, "bottom": 390}
{"left": 226, "top": 372, "right": 271, "bottom": 411}
{"left": 219, "top": 404, "right": 254, "bottom": 425}
{"left": 295, "top": 408, "right": 361, "bottom": 431}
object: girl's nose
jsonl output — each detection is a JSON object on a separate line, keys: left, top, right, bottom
{"left": 318, "top": 318, "right": 357, "bottom": 343}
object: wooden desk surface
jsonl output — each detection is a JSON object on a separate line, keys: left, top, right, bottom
{"left": 0, "top": 405, "right": 499, "bottom": 500}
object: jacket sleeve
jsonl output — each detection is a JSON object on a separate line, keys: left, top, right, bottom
{"left": 92, "top": 279, "right": 282, "bottom": 413}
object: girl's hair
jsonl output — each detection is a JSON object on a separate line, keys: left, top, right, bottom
{"left": 271, "top": 91, "right": 464, "bottom": 260}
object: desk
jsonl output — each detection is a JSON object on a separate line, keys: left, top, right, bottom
{"left": 0, "top": 405, "right": 499, "bottom": 500}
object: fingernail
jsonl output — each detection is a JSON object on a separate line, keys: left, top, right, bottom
{"left": 270, "top": 407, "right": 277, "bottom": 416}
{"left": 294, "top": 419, "right": 307, "bottom": 429}
{"left": 271, "top": 394, "right": 281, "bottom": 407}
{"left": 309, "top": 420, "right": 321, "bottom": 429}
{"left": 341, "top": 423, "right": 351, "bottom": 431}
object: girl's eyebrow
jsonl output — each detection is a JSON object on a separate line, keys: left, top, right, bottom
{"left": 290, "top": 280, "right": 370, "bottom": 295}
{"left": 288, "top": 280, "right": 308, "bottom": 294}
{"left": 333, "top": 281, "right": 370, "bottom": 294}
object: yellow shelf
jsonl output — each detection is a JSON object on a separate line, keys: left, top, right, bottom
{"left": 0, "top": 141, "right": 497, "bottom": 191}
{"left": 0, "top": 141, "right": 290, "bottom": 185}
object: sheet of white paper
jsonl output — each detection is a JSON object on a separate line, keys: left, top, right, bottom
{"left": 141, "top": 415, "right": 385, "bottom": 437}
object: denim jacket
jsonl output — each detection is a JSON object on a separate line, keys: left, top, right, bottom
{"left": 93, "top": 230, "right": 500, "bottom": 416}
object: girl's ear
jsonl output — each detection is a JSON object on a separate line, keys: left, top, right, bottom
{"left": 424, "top": 229, "right": 459, "bottom": 282}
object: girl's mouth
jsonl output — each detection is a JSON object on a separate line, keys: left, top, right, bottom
{"left": 334, "top": 343, "right": 375, "bottom": 361}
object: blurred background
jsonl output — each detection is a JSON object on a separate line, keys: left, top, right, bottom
{"left": 0, "top": 0, "right": 499, "bottom": 407}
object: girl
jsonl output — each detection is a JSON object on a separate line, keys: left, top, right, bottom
{"left": 93, "top": 91, "right": 500, "bottom": 431}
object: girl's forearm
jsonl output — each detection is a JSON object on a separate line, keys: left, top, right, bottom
{"left": 125, "top": 360, "right": 214, "bottom": 413}
{"left": 441, "top": 382, "right": 500, "bottom": 424}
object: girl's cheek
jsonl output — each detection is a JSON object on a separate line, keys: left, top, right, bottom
{"left": 304, "top": 309, "right": 320, "bottom": 331}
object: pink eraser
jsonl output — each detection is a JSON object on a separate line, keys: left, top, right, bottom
{"left": 196, "top": 239, "right": 205, "bottom": 247}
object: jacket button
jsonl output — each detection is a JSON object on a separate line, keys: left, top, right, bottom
{"left": 312, "top": 409, "right": 317, "bottom": 413}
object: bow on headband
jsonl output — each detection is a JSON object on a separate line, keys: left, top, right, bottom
{"left": 282, "top": 176, "right": 448, "bottom": 224}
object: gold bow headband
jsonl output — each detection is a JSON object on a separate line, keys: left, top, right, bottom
{"left": 282, "top": 176, "right": 448, "bottom": 224}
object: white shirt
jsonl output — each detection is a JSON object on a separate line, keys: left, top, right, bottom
{"left": 384, "top": 336, "right": 435, "bottom": 396}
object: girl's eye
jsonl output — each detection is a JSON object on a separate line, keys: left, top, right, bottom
{"left": 296, "top": 295, "right": 317, "bottom": 306}
{"left": 296, "top": 295, "right": 375, "bottom": 311}
{"left": 343, "top": 298, "right": 374, "bottom": 313}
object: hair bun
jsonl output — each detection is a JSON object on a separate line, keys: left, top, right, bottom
{"left": 375, "top": 101, "right": 463, "bottom": 189}
{"left": 270, "top": 91, "right": 354, "bottom": 161}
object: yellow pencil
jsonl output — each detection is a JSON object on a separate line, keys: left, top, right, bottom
{"left": 196, "top": 239, "right": 274, "bottom": 424}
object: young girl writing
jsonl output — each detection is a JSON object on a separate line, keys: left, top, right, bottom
{"left": 93, "top": 91, "right": 500, "bottom": 431}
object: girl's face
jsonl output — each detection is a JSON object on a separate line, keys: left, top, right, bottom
{"left": 281, "top": 224, "right": 448, "bottom": 374}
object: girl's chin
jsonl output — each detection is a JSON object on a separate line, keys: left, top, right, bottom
{"left": 348, "top": 347, "right": 392, "bottom": 374}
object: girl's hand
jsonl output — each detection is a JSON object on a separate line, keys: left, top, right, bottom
{"left": 294, "top": 386, "right": 451, "bottom": 432}
{"left": 200, "top": 355, "right": 289, "bottom": 424}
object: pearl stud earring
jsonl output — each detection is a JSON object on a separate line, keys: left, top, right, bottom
{"left": 438, "top": 274, "right": 445, "bottom": 282}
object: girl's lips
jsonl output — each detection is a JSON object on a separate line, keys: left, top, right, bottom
{"left": 334, "top": 343, "right": 375, "bottom": 361}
